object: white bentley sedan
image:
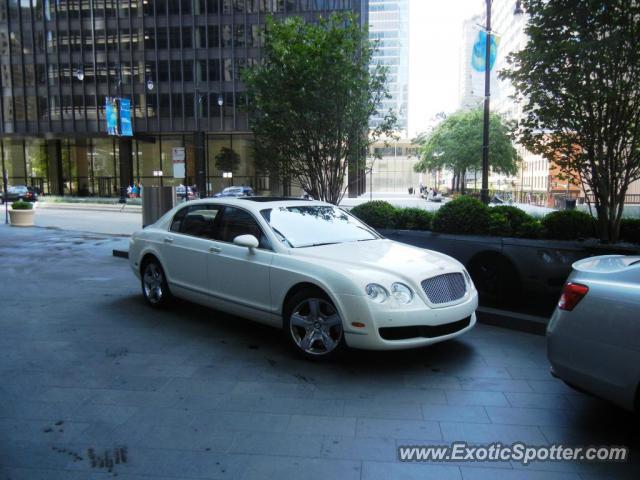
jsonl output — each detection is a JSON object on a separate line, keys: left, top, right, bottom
{"left": 129, "top": 197, "right": 477, "bottom": 358}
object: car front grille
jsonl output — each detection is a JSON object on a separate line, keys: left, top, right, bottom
{"left": 379, "top": 317, "right": 472, "bottom": 340}
{"left": 421, "top": 272, "right": 466, "bottom": 304}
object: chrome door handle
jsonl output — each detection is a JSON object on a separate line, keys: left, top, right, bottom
{"left": 209, "top": 246, "right": 222, "bottom": 254}
{"left": 163, "top": 237, "right": 174, "bottom": 244}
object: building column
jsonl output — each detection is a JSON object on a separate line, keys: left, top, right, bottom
{"left": 193, "top": 131, "right": 206, "bottom": 196}
{"left": 46, "top": 139, "right": 64, "bottom": 196}
{"left": 118, "top": 137, "right": 133, "bottom": 201}
{"left": 75, "top": 139, "right": 89, "bottom": 196}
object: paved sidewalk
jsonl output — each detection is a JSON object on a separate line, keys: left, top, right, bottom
{"left": 0, "top": 225, "right": 638, "bottom": 479}
{"left": 30, "top": 205, "right": 142, "bottom": 236}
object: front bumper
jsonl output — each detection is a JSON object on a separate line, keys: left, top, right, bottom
{"left": 337, "top": 292, "right": 478, "bottom": 351}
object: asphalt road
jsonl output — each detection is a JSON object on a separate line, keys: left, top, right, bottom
{"left": 0, "top": 225, "right": 638, "bottom": 479}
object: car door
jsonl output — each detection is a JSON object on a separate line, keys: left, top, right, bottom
{"left": 208, "top": 206, "right": 274, "bottom": 315}
{"left": 160, "top": 204, "right": 221, "bottom": 297}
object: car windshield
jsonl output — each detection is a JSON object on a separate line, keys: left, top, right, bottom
{"left": 260, "top": 205, "right": 378, "bottom": 248}
{"left": 224, "top": 187, "right": 243, "bottom": 194}
{"left": 8, "top": 186, "right": 27, "bottom": 193}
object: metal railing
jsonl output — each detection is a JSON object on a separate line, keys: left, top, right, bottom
{"left": 586, "top": 193, "right": 640, "bottom": 205}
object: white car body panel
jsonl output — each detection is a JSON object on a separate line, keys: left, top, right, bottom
{"left": 129, "top": 198, "right": 477, "bottom": 351}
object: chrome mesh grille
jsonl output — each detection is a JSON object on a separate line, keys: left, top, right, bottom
{"left": 421, "top": 273, "right": 466, "bottom": 304}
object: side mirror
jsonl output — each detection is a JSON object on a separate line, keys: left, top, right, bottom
{"left": 233, "top": 234, "right": 259, "bottom": 249}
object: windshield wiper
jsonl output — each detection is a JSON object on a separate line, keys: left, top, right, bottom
{"left": 298, "top": 241, "right": 340, "bottom": 248}
{"left": 270, "top": 226, "right": 292, "bottom": 247}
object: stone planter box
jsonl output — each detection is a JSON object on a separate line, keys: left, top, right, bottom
{"left": 377, "top": 228, "right": 640, "bottom": 316}
{"left": 9, "top": 208, "right": 35, "bottom": 227}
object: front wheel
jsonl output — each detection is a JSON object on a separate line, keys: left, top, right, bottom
{"left": 141, "top": 259, "right": 172, "bottom": 308}
{"left": 284, "top": 289, "right": 345, "bottom": 360}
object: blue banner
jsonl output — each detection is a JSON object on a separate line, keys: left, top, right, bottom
{"left": 119, "top": 98, "right": 133, "bottom": 137}
{"left": 105, "top": 97, "right": 119, "bottom": 136}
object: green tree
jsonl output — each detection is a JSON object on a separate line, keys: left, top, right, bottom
{"left": 243, "top": 13, "right": 395, "bottom": 204}
{"left": 214, "top": 147, "right": 241, "bottom": 173}
{"left": 413, "top": 109, "right": 519, "bottom": 192}
{"left": 501, "top": 0, "right": 640, "bottom": 243}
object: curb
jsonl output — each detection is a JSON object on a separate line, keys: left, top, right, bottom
{"left": 38, "top": 203, "right": 142, "bottom": 213}
{"left": 476, "top": 306, "right": 548, "bottom": 336}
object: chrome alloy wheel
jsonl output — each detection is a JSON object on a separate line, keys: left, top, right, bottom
{"left": 289, "top": 298, "right": 343, "bottom": 355}
{"left": 143, "top": 262, "right": 164, "bottom": 304}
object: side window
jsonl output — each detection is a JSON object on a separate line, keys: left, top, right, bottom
{"left": 217, "top": 206, "right": 271, "bottom": 249}
{"left": 182, "top": 205, "right": 221, "bottom": 239}
{"left": 170, "top": 207, "right": 187, "bottom": 232}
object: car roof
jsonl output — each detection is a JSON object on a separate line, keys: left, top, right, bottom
{"left": 183, "top": 197, "right": 332, "bottom": 213}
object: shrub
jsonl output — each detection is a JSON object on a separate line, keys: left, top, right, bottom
{"left": 11, "top": 200, "right": 33, "bottom": 210}
{"left": 487, "top": 211, "right": 511, "bottom": 237}
{"left": 515, "top": 219, "right": 544, "bottom": 239}
{"left": 432, "top": 196, "right": 490, "bottom": 235}
{"left": 349, "top": 201, "right": 397, "bottom": 229}
{"left": 395, "top": 208, "right": 433, "bottom": 231}
{"left": 490, "top": 205, "right": 532, "bottom": 232}
{"left": 541, "top": 210, "right": 595, "bottom": 240}
{"left": 619, "top": 218, "right": 640, "bottom": 244}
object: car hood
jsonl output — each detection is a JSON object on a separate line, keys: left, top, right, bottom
{"left": 291, "top": 239, "right": 462, "bottom": 281}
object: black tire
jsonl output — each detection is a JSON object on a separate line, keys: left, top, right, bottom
{"left": 283, "top": 287, "right": 346, "bottom": 360}
{"left": 140, "top": 258, "right": 173, "bottom": 309}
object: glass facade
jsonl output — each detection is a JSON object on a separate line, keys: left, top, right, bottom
{"left": 368, "top": 0, "right": 409, "bottom": 134}
{"left": 0, "top": 0, "right": 367, "bottom": 196}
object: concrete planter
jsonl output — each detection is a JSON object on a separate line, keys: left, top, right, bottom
{"left": 377, "top": 228, "right": 640, "bottom": 316}
{"left": 9, "top": 208, "right": 35, "bottom": 226}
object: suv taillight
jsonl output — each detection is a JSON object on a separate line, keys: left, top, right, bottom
{"left": 558, "top": 282, "right": 589, "bottom": 311}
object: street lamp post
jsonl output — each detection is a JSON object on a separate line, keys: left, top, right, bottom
{"left": 1, "top": 141, "right": 7, "bottom": 224}
{"left": 217, "top": 95, "right": 224, "bottom": 131}
{"left": 480, "top": 1, "right": 524, "bottom": 205}
{"left": 480, "top": 0, "right": 493, "bottom": 205}
{"left": 195, "top": 88, "right": 206, "bottom": 198}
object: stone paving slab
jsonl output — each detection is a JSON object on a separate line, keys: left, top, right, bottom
{"left": 0, "top": 225, "right": 639, "bottom": 479}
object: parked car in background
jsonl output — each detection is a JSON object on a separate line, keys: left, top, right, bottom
{"left": 547, "top": 255, "right": 640, "bottom": 412}
{"left": 175, "top": 185, "right": 197, "bottom": 201}
{"left": 1, "top": 185, "right": 38, "bottom": 203}
{"left": 212, "top": 186, "right": 255, "bottom": 198}
{"left": 128, "top": 198, "right": 477, "bottom": 359}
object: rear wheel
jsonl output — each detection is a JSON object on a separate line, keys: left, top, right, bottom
{"left": 284, "top": 288, "right": 345, "bottom": 360}
{"left": 141, "top": 258, "right": 172, "bottom": 308}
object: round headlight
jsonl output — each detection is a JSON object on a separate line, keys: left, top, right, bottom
{"left": 391, "top": 282, "right": 413, "bottom": 304}
{"left": 365, "top": 283, "right": 388, "bottom": 303}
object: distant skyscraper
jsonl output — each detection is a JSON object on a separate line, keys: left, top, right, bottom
{"left": 368, "top": 0, "right": 409, "bottom": 135}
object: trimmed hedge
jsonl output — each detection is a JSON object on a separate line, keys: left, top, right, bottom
{"left": 348, "top": 198, "right": 639, "bottom": 244}
{"left": 10, "top": 200, "right": 33, "bottom": 210}
{"left": 516, "top": 219, "right": 544, "bottom": 239}
{"left": 541, "top": 210, "right": 595, "bottom": 240}
{"left": 432, "top": 196, "right": 490, "bottom": 235}
{"left": 487, "top": 211, "right": 511, "bottom": 237}
{"left": 349, "top": 200, "right": 397, "bottom": 229}
{"left": 395, "top": 208, "right": 433, "bottom": 231}
{"left": 490, "top": 205, "right": 531, "bottom": 235}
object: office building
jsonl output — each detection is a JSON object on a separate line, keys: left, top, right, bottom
{"left": 368, "top": 0, "right": 408, "bottom": 135}
{"left": 0, "top": 0, "right": 366, "bottom": 198}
